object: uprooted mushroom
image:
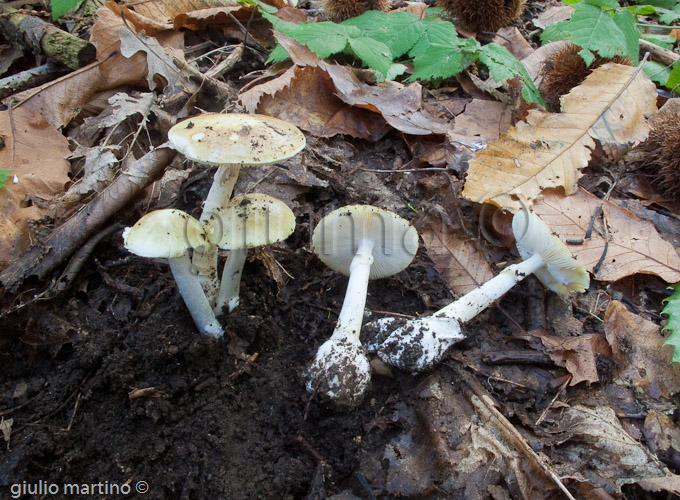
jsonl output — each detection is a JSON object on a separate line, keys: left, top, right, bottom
{"left": 363, "top": 209, "right": 590, "bottom": 373}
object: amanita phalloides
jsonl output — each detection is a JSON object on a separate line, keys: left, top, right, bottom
{"left": 167, "top": 113, "right": 305, "bottom": 304}
{"left": 123, "top": 209, "right": 223, "bottom": 337}
{"left": 205, "top": 193, "right": 296, "bottom": 314}
{"left": 364, "top": 209, "right": 589, "bottom": 372}
{"left": 305, "top": 205, "right": 419, "bottom": 406}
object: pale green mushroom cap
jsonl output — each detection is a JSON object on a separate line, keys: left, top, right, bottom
{"left": 206, "top": 193, "right": 296, "bottom": 249}
{"left": 123, "top": 209, "right": 208, "bottom": 258}
{"left": 512, "top": 210, "right": 590, "bottom": 295}
{"left": 167, "top": 113, "right": 306, "bottom": 166}
{"left": 312, "top": 205, "right": 419, "bottom": 280}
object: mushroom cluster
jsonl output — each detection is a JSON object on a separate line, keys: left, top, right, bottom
{"left": 123, "top": 112, "right": 591, "bottom": 410}
{"left": 123, "top": 113, "right": 304, "bottom": 336}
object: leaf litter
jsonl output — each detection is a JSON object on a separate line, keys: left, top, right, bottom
{"left": 1, "top": 0, "right": 680, "bottom": 498}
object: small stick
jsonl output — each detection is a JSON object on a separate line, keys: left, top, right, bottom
{"left": 535, "top": 375, "right": 571, "bottom": 426}
{"left": 584, "top": 206, "right": 602, "bottom": 240}
{"left": 593, "top": 210, "right": 610, "bottom": 275}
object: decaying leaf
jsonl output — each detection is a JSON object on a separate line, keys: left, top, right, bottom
{"left": 604, "top": 300, "right": 680, "bottom": 398}
{"left": 0, "top": 107, "right": 71, "bottom": 270}
{"left": 119, "top": 27, "right": 184, "bottom": 90}
{"left": 239, "top": 32, "right": 454, "bottom": 140}
{"left": 534, "top": 333, "right": 611, "bottom": 385}
{"left": 419, "top": 223, "right": 493, "bottom": 295}
{"left": 462, "top": 63, "right": 657, "bottom": 212}
{"left": 11, "top": 6, "right": 184, "bottom": 129}
{"left": 551, "top": 404, "right": 674, "bottom": 493}
{"left": 531, "top": 188, "right": 680, "bottom": 283}
{"left": 451, "top": 98, "right": 512, "bottom": 143}
{"left": 1, "top": 417, "right": 13, "bottom": 448}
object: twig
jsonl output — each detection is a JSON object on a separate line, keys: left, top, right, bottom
{"left": 535, "top": 375, "right": 571, "bottom": 426}
{"left": 0, "top": 147, "right": 175, "bottom": 295}
{"left": 584, "top": 205, "right": 602, "bottom": 240}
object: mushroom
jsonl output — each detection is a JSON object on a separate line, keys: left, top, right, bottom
{"left": 123, "top": 209, "right": 224, "bottom": 338}
{"left": 167, "top": 113, "right": 306, "bottom": 303}
{"left": 364, "top": 209, "right": 589, "bottom": 373}
{"left": 206, "top": 193, "right": 296, "bottom": 314}
{"left": 304, "top": 205, "right": 419, "bottom": 406}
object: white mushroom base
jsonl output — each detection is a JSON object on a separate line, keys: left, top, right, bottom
{"left": 363, "top": 316, "right": 465, "bottom": 373}
{"left": 304, "top": 335, "right": 371, "bottom": 407}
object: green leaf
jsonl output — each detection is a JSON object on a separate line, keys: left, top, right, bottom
{"left": 267, "top": 43, "right": 290, "bottom": 64}
{"left": 661, "top": 284, "right": 680, "bottom": 363}
{"left": 0, "top": 169, "right": 10, "bottom": 189}
{"left": 644, "top": 59, "right": 673, "bottom": 86}
{"left": 50, "top": 0, "right": 84, "bottom": 19}
{"left": 658, "top": 5, "right": 680, "bottom": 24}
{"left": 640, "top": 33, "right": 676, "bottom": 49}
{"left": 630, "top": 0, "right": 676, "bottom": 8}
{"left": 343, "top": 11, "right": 425, "bottom": 58}
{"left": 666, "top": 60, "right": 680, "bottom": 92}
{"left": 541, "top": 2, "right": 636, "bottom": 61}
{"left": 407, "top": 20, "right": 479, "bottom": 81}
{"left": 478, "top": 43, "right": 546, "bottom": 107}
{"left": 347, "top": 36, "right": 394, "bottom": 78}
{"left": 585, "top": 0, "right": 619, "bottom": 10}
{"left": 612, "top": 9, "right": 639, "bottom": 62}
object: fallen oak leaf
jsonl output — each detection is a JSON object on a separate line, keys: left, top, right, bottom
{"left": 419, "top": 223, "right": 494, "bottom": 295}
{"left": 531, "top": 188, "right": 680, "bottom": 283}
{"left": 461, "top": 63, "right": 657, "bottom": 212}
{"left": 532, "top": 332, "right": 611, "bottom": 385}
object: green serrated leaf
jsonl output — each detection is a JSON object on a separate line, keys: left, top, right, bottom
{"left": 50, "top": 0, "right": 85, "bottom": 19}
{"left": 541, "top": 2, "right": 635, "bottom": 61}
{"left": 343, "top": 11, "right": 425, "bottom": 58}
{"left": 644, "top": 59, "right": 673, "bottom": 86}
{"left": 658, "top": 5, "right": 680, "bottom": 24}
{"left": 347, "top": 37, "right": 394, "bottom": 78}
{"left": 585, "top": 0, "right": 620, "bottom": 10}
{"left": 478, "top": 43, "right": 546, "bottom": 107}
{"left": 407, "top": 21, "right": 479, "bottom": 81}
{"left": 666, "top": 60, "right": 680, "bottom": 92}
{"left": 630, "top": 0, "right": 676, "bottom": 8}
{"left": 578, "top": 47, "right": 596, "bottom": 66}
{"left": 612, "top": 9, "right": 639, "bottom": 62}
{"left": 266, "top": 43, "right": 290, "bottom": 64}
{"left": 661, "top": 284, "right": 680, "bottom": 363}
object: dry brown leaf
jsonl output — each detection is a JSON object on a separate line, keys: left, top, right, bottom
{"left": 0, "top": 107, "right": 71, "bottom": 270}
{"left": 604, "top": 300, "right": 680, "bottom": 398}
{"left": 532, "top": 5, "right": 573, "bottom": 29}
{"left": 462, "top": 63, "right": 657, "bottom": 211}
{"left": 553, "top": 404, "right": 670, "bottom": 493}
{"left": 11, "top": 5, "right": 184, "bottom": 129}
{"left": 239, "top": 32, "right": 452, "bottom": 139}
{"left": 531, "top": 188, "right": 680, "bottom": 283}
{"left": 534, "top": 333, "right": 611, "bottom": 385}
{"left": 494, "top": 27, "right": 534, "bottom": 60}
{"left": 127, "top": 0, "right": 239, "bottom": 26}
{"left": 246, "top": 65, "right": 390, "bottom": 140}
{"left": 419, "top": 224, "right": 493, "bottom": 295}
{"left": 451, "top": 99, "right": 512, "bottom": 143}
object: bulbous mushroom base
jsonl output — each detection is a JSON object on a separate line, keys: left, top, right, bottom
{"left": 304, "top": 336, "right": 371, "bottom": 408}
{"left": 363, "top": 316, "right": 465, "bottom": 373}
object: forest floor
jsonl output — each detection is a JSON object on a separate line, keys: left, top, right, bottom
{"left": 1, "top": 0, "right": 680, "bottom": 499}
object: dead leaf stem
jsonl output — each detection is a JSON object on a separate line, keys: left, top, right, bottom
{"left": 0, "top": 146, "right": 175, "bottom": 295}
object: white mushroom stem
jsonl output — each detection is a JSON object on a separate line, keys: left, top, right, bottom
{"left": 333, "top": 238, "right": 375, "bottom": 341}
{"left": 434, "top": 252, "right": 544, "bottom": 322}
{"left": 215, "top": 247, "right": 248, "bottom": 314}
{"left": 193, "top": 163, "right": 241, "bottom": 305}
{"left": 198, "top": 164, "right": 241, "bottom": 224}
{"left": 168, "top": 254, "right": 224, "bottom": 338}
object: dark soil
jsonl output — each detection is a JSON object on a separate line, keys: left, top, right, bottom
{"left": 0, "top": 140, "right": 463, "bottom": 500}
